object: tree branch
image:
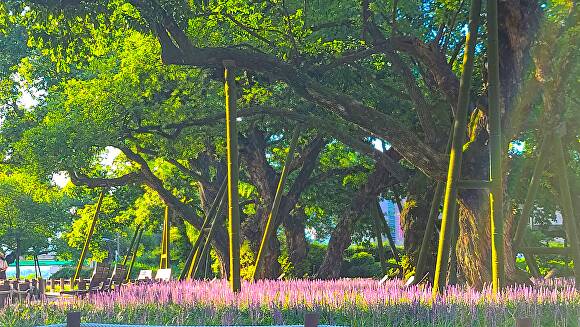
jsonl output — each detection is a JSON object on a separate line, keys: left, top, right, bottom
{"left": 69, "top": 171, "right": 143, "bottom": 188}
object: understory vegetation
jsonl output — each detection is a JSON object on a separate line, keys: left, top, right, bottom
{"left": 0, "top": 0, "right": 578, "bottom": 308}
{"left": 2, "top": 279, "right": 579, "bottom": 327}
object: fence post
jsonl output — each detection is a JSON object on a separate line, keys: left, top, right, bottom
{"left": 67, "top": 311, "right": 81, "bottom": 327}
{"left": 38, "top": 278, "right": 46, "bottom": 297}
{"left": 304, "top": 312, "right": 319, "bottom": 327}
{"left": 516, "top": 317, "right": 532, "bottom": 327}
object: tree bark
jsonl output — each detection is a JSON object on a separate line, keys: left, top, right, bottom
{"left": 399, "top": 174, "right": 435, "bottom": 278}
{"left": 15, "top": 237, "right": 21, "bottom": 280}
{"left": 239, "top": 128, "right": 282, "bottom": 279}
{"left": 282, "top": 209, "right": 310, "bottom": 277}
{"left": 453, "top": 0, "right": 541, "bottom": 288}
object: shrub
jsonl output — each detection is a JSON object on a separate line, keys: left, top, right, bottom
{"left": 50, "top": 266, "right": 92, "bottom": 279}
{"left": 342, "top": 251, "right": 382, "bottom": 278}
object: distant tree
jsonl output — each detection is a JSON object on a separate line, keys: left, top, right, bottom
{"left": 0, "top": 172, "right": 71, "bottom": 278}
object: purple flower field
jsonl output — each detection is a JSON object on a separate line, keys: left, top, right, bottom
{"left": 2, "top": 278, "right": 579, "bottom": 326}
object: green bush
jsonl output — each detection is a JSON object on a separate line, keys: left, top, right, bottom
{"left": 342, "top": 251, "right": 382, "bottom": 278}
{"left": 50, "top": 266, "right": 92, "bottom": 279}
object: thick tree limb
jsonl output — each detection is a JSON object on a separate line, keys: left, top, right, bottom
{"left": 69, "top": 171, "right": 143, "bottom": 188}
{"left": 144, "top": 11, "right": 447, "bottom": 179}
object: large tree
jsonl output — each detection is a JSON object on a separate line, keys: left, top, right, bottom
{"left": 1, "top": 0, "right": 577, "bottom": 286}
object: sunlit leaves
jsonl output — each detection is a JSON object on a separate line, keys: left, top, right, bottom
{"left": 0, "top": 171, "right": 71, "bottom": 254}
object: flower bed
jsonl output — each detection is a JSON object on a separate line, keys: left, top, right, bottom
{"left": 2, "top": 279, "right": 578, "bottom": 326}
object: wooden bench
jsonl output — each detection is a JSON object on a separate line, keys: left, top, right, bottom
{"left": 136, "top": 269, "right": 152, "bottom": 283}
{"left": 105, "top": 264, "right": 128, "bottom": 291}
{"left": 155, "top": 268, "right": 172, "bottom": 282}
{"left": 0, "top": 282, "right": 11, "bottom": 308}
{"left": 11, "top": 280, "right": 31, "bottom": 302}
{"left": 61, "top": 264, "right": 110, "bottom": 296}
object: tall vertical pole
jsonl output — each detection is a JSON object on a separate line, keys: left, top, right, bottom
{"left": 252, "top": 127, "right": 300, "bottom": 280}
{"left": 432, "top": 0, "right": 481, "bottom": 296}
{"left": 487, "top": 0, "right": 504, "bottom": 292}
{"left": 553, "top": 135, "right": 580, "bottom": 288}
{"left": 224, "top": 60, "right": 241, "bottom": 292}
{"left": 73, "top": 190, "right": 105, "bottom": 288}
{"left": 160, "top": 206, "right": 170, "bottom": 269}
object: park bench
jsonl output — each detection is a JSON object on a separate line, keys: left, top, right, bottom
{"left": 0, "top": 281, "right": 11, "bottom": 308}
{"left": 154, "top": 268, "right": 172, "bottom": 282}
{"left": 11, "top": 279, "right": 31, "bottom": 302}
{"left": 61, "top": 264, "right": 110, "bottom": 296}
{"left": 135, "top": 269, "right": 152, "bottom": 283}
{"left": 105, "top": 264, "right": 128, "bottom": 291}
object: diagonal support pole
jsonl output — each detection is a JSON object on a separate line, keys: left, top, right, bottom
{"left": 433, "top": 0, "right": 481, "bottom": 297}
{"left": 126, "top": 228, "right": 143, "bottom": 281}
{"left": 376, "top": 202, "right": 401, "bottom": 263}
{"left": 73, "top": 190, "right": 105, "bottom": 288}
{"left": 415, "top": 181, "right": 444, "bottom": 284}
{"left": 448, "top": 206, "right": 460, "bottom": 285}
{"left": 513, "top": 135, "right": 552, "bottom": 248}
{"left": 414, "top": 130, "right": 453, "bottom": 284}
{"left": 553, "top": 135, "right": 580, "bottom": 288}
{"left": 193, "top": 189, "right": 229, "bottom": 278}
{"left": 377, "top": 202, "right": 401, "bottom": 262}
{"left": 252, "top": 126, "right": 301, "bottom": 280}
{"left": 123, "top": 224, "right": 142, "bottom": 266}
{"left": 371, "top": 202, "right": 389, "bottom": 275}
{"left": 181, "top": 178, "right": 227, "bottom": 280}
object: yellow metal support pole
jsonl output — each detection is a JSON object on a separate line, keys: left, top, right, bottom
{"left": 126, "top": 228, "right": 143, "bottom": 281}
{"left": 182, "top": 178, "right": 227, "bottom": 280}
{"left": 224, "top": 60, "right": 241, "bottom": 292}
{"left": 432, "top": 0, "right": 481, "bottom": 297}
{"left": 123, "top": 225, "right": 142, "bottom": 266}
{"left": 73, "top": 190, "right": 105, "bottom": 288}
{"left": 160, "top": 206, "right": 170, "bottom": 269}
{"left": 487, "top": 0, "right": 505, "bottom": 293}
{"left": 252, "top": 126, "right": 300, "bottom": 280}
{"left": 193, "top": 192, "right": 228, "bottom": 279}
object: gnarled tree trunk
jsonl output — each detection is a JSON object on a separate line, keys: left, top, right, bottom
{"left": 400, "top": 174, "right": 435, "bottom": 278}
